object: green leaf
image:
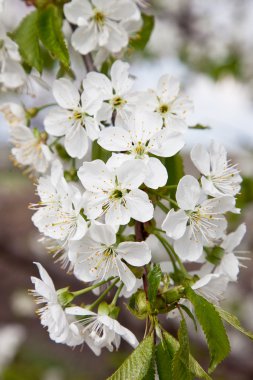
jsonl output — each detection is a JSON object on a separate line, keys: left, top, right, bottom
{"left": 107, "top": 336, "right": 154, "bottom": 380}
{"left": 215, "top": 306, "right": 253, "bottom": 340}
{"left": 159, "top": 331, "right": 212, "bottom": 380}
{"left": 156, "top": 336, "right": 174, "bottom": 380}
{"left": 92, "top": 140, "right": 112, "bottom": 162}
{"left": 172, "top": 319, "right": 192, "bottom": 380}
{"left": 164, "top": 153, "right": 184, "bottom": 199}
{"left": 12, "top": 11, "right": 43, "bottom": 73}
{"left": 147, "top": 264, "right": 162, "bottom": 309}
{"left": 180, "top": 304, "right": 198, "bottom": 331}
{"left": 38, "top": 4, "right": 70, "bottom": 68}
{"left": 186, "top": 287, "right": 230, "bottom": 373}
{"left": 189, "top": 124, "right": 211, "bottom": 130}
{"left": 130, "top": 14, "right": 154, "bottom": 51}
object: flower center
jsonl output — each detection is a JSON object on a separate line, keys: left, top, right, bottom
{"left": 110, "top": 189, "right": 124, "bottom": 200}
{"left": 133, "top": 142, "right": 146, "bottom": 157}
{"left": 111, "top": 96, "right": 126, "bottom": 109}
{"left": 93, "top": 10, "right": 105, "bottom": 26}
{"left": 159, "top": 104, "right": 170, "bottom": 115}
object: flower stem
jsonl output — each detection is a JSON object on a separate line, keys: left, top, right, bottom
{"left": 87, "top": 278, "right": 120, "bottom": 311}
{"left": 72, "top": 277, "right": 115, "bottom": 297}
{"left": 111, "top": 282, "right": 124, "bottom": 306}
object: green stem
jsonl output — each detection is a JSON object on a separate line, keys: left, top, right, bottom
{"left": 159, "top": 195, "right": 178, "bottom": 208}
{"left": 49, "top": 136, "right": 61, "bottom": 149}
{"left": 72, "top": 277, "right": 115, "bottom": 297}
{"left": 37, "top": 103, "right": 57, "bottom": 111}
{"left": 88, "top": 278, "right": 120, "bottom": 311}
{"left": 157, "top": 200, "right": 170, "bottom": 213}
{"left": 111, "top": 282, "right": 124, "bottom": 306}
{"left": 154, "top": 232, "right": 177, "bottom": 272}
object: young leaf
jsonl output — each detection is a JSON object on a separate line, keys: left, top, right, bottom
{"left": 107, "top": 335, "right": 154, "bottom": 380}
{"left": 147, "top": 264, "right": 162, "bottom": 309}
{"left": 172, "top": 319, "right": 192, "bottom": 380}
{"left": 12, "top": 11, "right": 43, "bottom": 73}
{"left": 215, "top": 306, "right": 253, "bottom": 340}
{"left": 158, "top": 331, "right": 212, "bottom": 380}
{"left": 38, "top": 4, "right": 70, "bottom": 68}
{"left": 186, "top": 287, "right": 230, "bottom": 373}
{"left": 130, "top": 14, "right": 154, "bottom": 51}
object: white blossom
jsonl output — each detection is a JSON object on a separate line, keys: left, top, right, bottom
{"left": 192, "top": 273, "right": 229, "bottom": 304}
{"left": 64, "top": 0, "right": 139, "bottom": 55}
{"left": 146, "top": 74, "right": 193, "bottom": 132}
{"left": 0, "top": 102, "right": 26, "bottom": 126}
{"left": 66, "top": 306, "right": 138, "bottom": 355}
{"left": 10, "top": 124, "right": 52, "bottom": 174}
{"left": 72, "top": 223, "right": 151, "bottom": 290}
{"left": 31, "top": 161, "right": 87, "bottom": 243}
{"left": 162, "top": 175, "right": 235, "bottom": 261}
{"left": 214, "top": 223, "right": 247, "bottom": 281}
{"left": 31, "top": 262, "right": 84, "bottom": 347}
{"left": 191, "top": 140, "right": 242, "bottom": 197}
{"left": 0, "top": 23, "right": 26, "bottom": 89}
{"left": 98, "top": 110, "right": 185, "bottom": 189}
{"left": 78, "top": 159, "right": 154, "bottom": 225}
{"left": 83, "top": 60, "right": 139, "bottom": 125}
{"left": 44, "top": 78, "right": 104, "bottom": 159}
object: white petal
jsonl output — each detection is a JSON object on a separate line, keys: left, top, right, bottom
{"left": 221, "top": 224, "right": 246, "bottom": 252}
{"left": 98, "top": 127, "right": 132, "bottom": 151}
{"left": 117, "top": 242, "right": 151, "bottom": 266}
{"left": 105, "top": 22, "right": 128, "bottom": 53}
{"left": 105, "top": 202, "right": 131, "bottom": 225}
{"left": 66, "top": 306, "right": 96, "bottom": 317}
{"left": 71, "top": 23, "right": 98, "bottom": 55}
{"left": 157, "top": 75, "right": 180, "bottom": 103}
{"left": 176, "top": 175, "right": 200, "bottom": 210}
{"left": 114, "top": 258, "right": 137, "bottom": 291}
{"left": 162, "top": 209, "right": 188, "bottom": 240}
{"left": 89, "top": 223, "right": 116, "bottom": 246}
{"left": 78, "top": 160, "right": 114, "bottom": 192}
{"left": 99, "top": 315, "right": 138, "bottom": 348}
{"left": 202, "top": 195, "right": 235, "bottom": 214}
{"left": 174, "top": 227, "right": 203, "bottom": 261}
{"left": 53, "top": 78, "right": 80, "bottom": 109}
{"left": 116, "top": 160, "right": 146, "bottom": 189}
{"left": 144, "top": 157, "right": 168, "bottom": 189}
{"left": 64, "top": 0, "right": 92, "bottom": 26}
{"left": 83, "top": 72, "right": 112, "bottom": 100}
{"left": 190, "top": 144, "right": 211, "bottom": 176}
{"left": 65, "top": 125, "right": 89, "bottom": 159}
{"left": 33, "top": 262, "right": 55, "bottom": 291}
{"left": 149, "top": 129, "right": 185, "bottom": 157}
{"left": 125, "top": 189, "right": 154, "bottom": 222}
{"left": 216, "top": 253, "right": 239, "bottom": 282}
{"left": 209, "top": 140, "right": 227, "bottom": 175}
{"left": 44, "top": 108, "right": 70, "bottom": 136}
{"left": 110, "top": 60, "right": 134, "bottom": 95}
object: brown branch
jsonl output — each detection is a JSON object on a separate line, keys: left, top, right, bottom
{"left": 135, "top": 221, "right": 149, "bottom": 299}
{"left": 83, "top": 53, "right": 98, "bottom": 73}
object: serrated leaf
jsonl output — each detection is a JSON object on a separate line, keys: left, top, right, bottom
{"left": 215, "top": 306, "right": 253, "bottom": 340}
{"left": 172, "top": 319, "right": 192, "bottom": 380}
{"left": 186, "top": 287, "right": 230, "bottom": 373}
{"left": 147, "top": 264, "right": 162, "bottom": 309}
{"left": 130, "top": 14, "right": 154, "bottom": 51}
{"left": 107, "top": 336, "right": 154, "bottom": 380}
{"left": 12, "top": 11, "right": 43, "bottom": 73}
{"left": 156, "top": 335, "right": 175, "bottom": 379}
{"left": 160, "top": 331, "right": 212, "bottom": 380}
{"left": 180, "top": 304, "right": 198, "bottom": 331}
{"left": 38, "top": 4, "right": 70, "bottom": 68}
{"left": 92, "top": 140, "right": 112, "bottom": 162}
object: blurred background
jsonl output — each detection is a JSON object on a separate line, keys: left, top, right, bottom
{"left": 1, "top": 0, "right": 253, "bottom": 379}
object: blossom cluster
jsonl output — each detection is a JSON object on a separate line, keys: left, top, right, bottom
{"left": 0, "top": 0, "right": 248, "bottom": 368}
